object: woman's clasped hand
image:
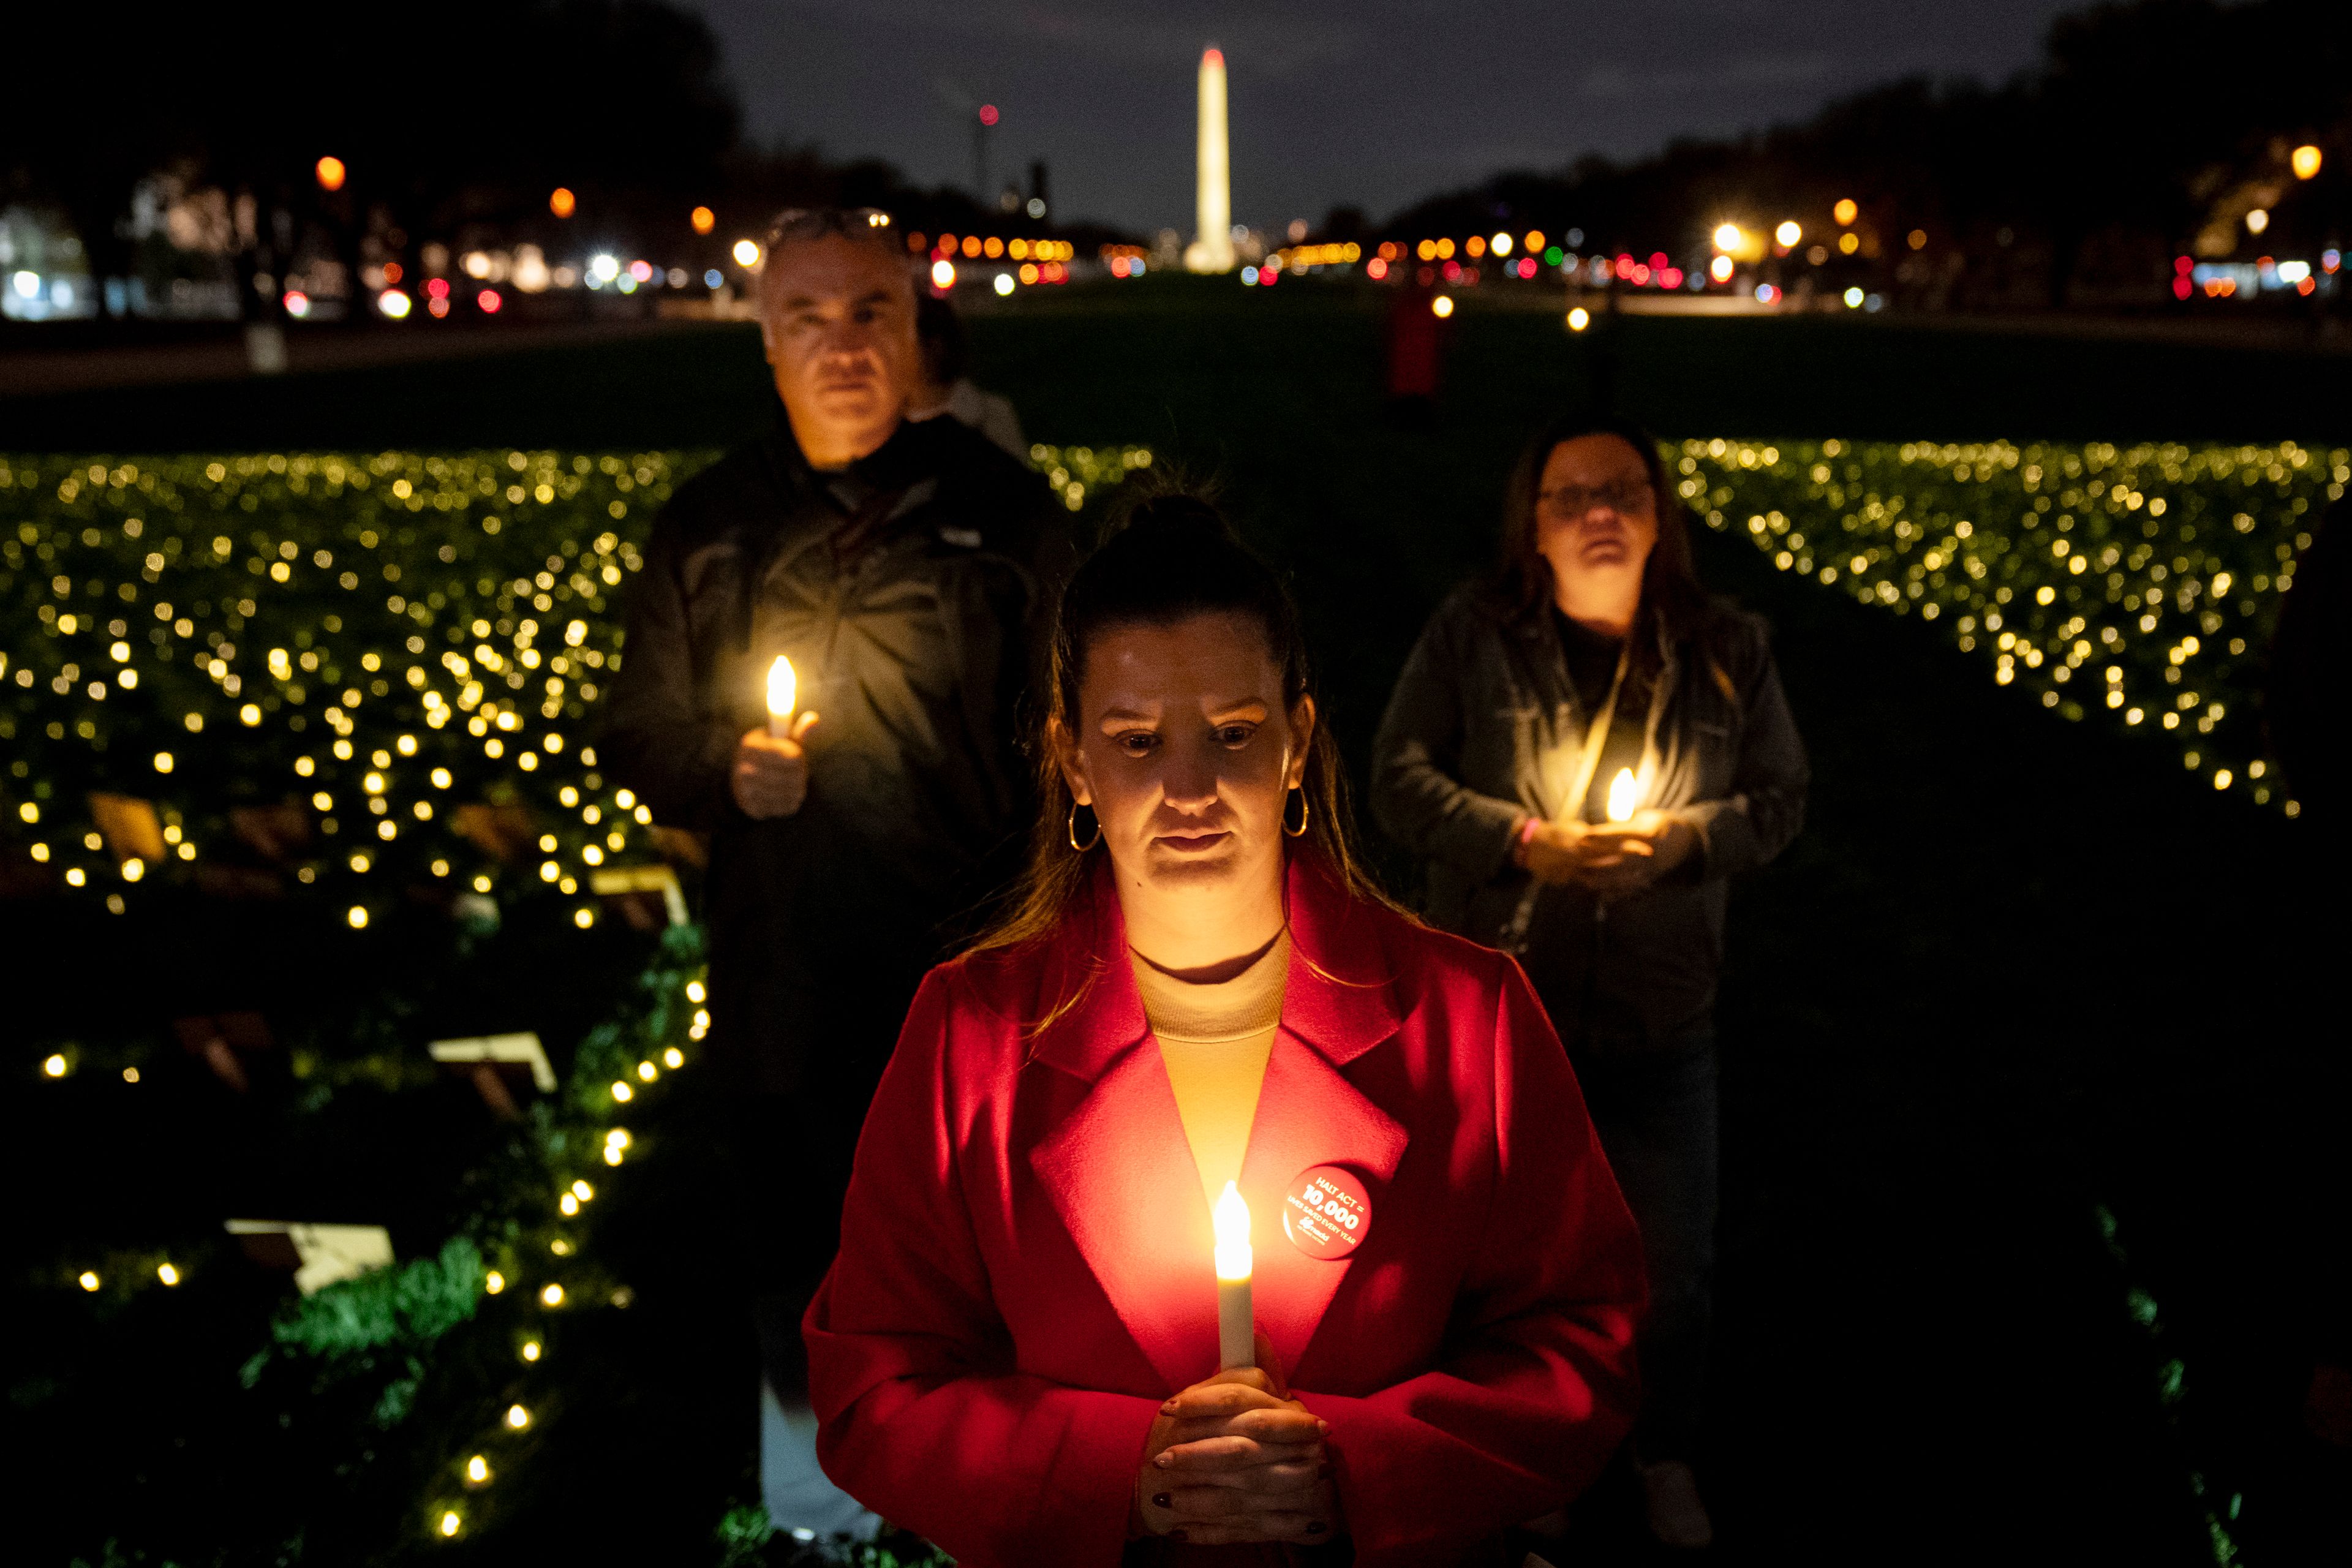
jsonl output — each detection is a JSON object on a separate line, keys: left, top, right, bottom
{"left": 1517, "top": 808, "right": 1697, "bottom": 900}
{"left": 1136, "top": 1338, "right": 1339, "bottom": 1545}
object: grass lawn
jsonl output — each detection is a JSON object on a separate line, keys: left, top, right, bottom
{"left": 982, "top": 282, "right": 2347, "bottom": 1562}
{"left": 7, "top": 281, "right": 2346, "bottom": 1562}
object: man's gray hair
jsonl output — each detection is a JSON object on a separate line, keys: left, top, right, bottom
{"left": 755, "top": 207, "right": 914, "bottom": 315}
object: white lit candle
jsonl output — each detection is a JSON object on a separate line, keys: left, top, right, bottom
{"left": 1213, "top": 1180, "right": 1254, "bottom": 1370}
{"left": 765, "top": 655, "right": 797, "bottom": 738}
{"left": 1605, "top": 767, "right": 1639, "bottom": 823}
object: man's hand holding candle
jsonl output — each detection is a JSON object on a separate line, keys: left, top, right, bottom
{"left": 1135, "top": 1338, "right": 1340, "bottom": 1545}
{"left": 734, "top": 654, "right": 820, "bottom": 819}
{"left": 732, "top": 722, "right": 818, "bottom": 818}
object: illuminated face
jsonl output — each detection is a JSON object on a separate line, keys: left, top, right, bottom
{"left": 759, "top": 235, "right": 918, "bottom": 461}
{"left": 1535, "top": 434, "right": 1659, "bottom": 593}
{"left": 1057, "top": 612, "right": 1313, "bottom": 898}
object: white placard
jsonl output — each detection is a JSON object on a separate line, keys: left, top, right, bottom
{"left": 589, "top": 863, "right": 688, "bottom": 926}
{"left": 428, "top": 1031, "right": 556, "bottom": 1092}
{"left": 225, "top": 1219, "right": 396, "bottom": 1295}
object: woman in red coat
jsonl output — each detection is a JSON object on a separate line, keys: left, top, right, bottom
{"left": 804, "top": 495, "right": 1645, "bottom": 1566}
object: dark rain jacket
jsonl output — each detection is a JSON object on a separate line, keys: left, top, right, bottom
{"left": 1371, "top": 584, "right": 1808, "bottom": 1049}
{"left": 603, "top": 407, "right": 1068, "bottom": 1101}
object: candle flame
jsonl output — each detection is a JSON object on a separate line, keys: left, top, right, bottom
{"left": 1605, "top": 767, "right": 1639, "bottom": 823}
{"left": 1599, "top": 771, "right": 1637, "bottom": 823}
{"left": 766, "top": 655, "right": 796, "bottom": 722}
{"left": 1213, "top": 1180, "right": 1253, "bottom": 1282}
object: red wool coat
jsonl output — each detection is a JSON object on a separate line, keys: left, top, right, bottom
{"left": 804, "top": 856, "right": 1646, "bottom": 1567}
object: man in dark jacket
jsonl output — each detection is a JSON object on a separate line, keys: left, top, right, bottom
{"left": 602, "top": 207, "right": 1065, "bottom": 1531}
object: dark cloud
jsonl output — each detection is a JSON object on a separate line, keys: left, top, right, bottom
{"left": 679, "top": 0, "right": 2095, "bottom": 232}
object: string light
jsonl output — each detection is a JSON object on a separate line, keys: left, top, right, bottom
{"left": 0, "top": 451, "right": 684, "bottom": 915}
{"left": 401, "top": 951, "right": 709, "bottom": 1532}
{"left": 0, "top": 446, "right": 1106, "bottom": 1542}
{"left": 1681, "top": 437, "right": 2345, "bottom": 809}
{"left": 29, "top": 919, "right": 715, "bottom": 1551}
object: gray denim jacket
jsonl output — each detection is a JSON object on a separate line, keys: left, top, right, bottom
{"left": 1371, "top": 583, "right": 1808, "bottom": 1047}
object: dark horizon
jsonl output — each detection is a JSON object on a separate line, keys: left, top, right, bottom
{"left": 678, "top": 0, "right": 2099, "bottom": 233}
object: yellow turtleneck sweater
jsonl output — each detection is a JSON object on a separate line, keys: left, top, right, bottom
{"left": 1130, "top": 932, "right": 1289, "bottom": 1214}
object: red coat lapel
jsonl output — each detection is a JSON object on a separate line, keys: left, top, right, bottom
{"left": 1025, "top": 871, "right": 1213, "bottom": 1390}
{"left": 1235, "top": 1035, "right": 1407, "bottom": 1377}
{"left": 1025, "top": 858, "right": 1412, "bottom": 1393}
{"left": 1243, "top": 858, "right": 1410, "bottom": 1374}
{"left": 1028, "top": 1035, "right": 1221, "bottom": 1392}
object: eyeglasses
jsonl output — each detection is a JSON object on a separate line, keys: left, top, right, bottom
{"left": 1539, "top": 477, "right": 1656, "bottom": 516}
{"left": 763, "top": 208, "right": 895, "bottom": 248}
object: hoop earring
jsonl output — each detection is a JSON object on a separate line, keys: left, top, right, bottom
{"left": 1282, "top": 785, "right": 1310, "bottom": 839}
{"left": 1067, "top": 801, "right": 1102, "bottom": 852}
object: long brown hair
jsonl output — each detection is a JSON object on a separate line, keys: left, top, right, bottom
{"left": 1496, "top": 414, "right": 1717, "bottom": 684}
{"left": 968, "top": 486, "right": 1398, "bottom": 967}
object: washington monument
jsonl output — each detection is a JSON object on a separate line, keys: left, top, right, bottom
{"left": 1185, "top": 47, "right": 1235, "bottom": 273}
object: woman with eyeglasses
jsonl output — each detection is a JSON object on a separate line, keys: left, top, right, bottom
{"left": 1370, "top": 415, "right": 1809, "bottom": 1550}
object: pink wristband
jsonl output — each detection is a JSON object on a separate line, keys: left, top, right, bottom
{"left": 1517, "top": 815, "right": 1542, "bottom": 845}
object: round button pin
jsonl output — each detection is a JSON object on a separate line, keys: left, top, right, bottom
{"left": 1282, "top": 1165, "right": 1371, "bottom": 1260}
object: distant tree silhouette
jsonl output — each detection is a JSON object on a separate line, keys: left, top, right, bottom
{"left": 0, "top": 1, "right": 741, "bottom": 317}
{"left": 1376, "top": 0, "right": 2350, "bottom": 311}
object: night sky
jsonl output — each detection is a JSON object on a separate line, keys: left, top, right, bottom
{"left": 679, "top": 0, "right": 2096, "bottom": 234}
